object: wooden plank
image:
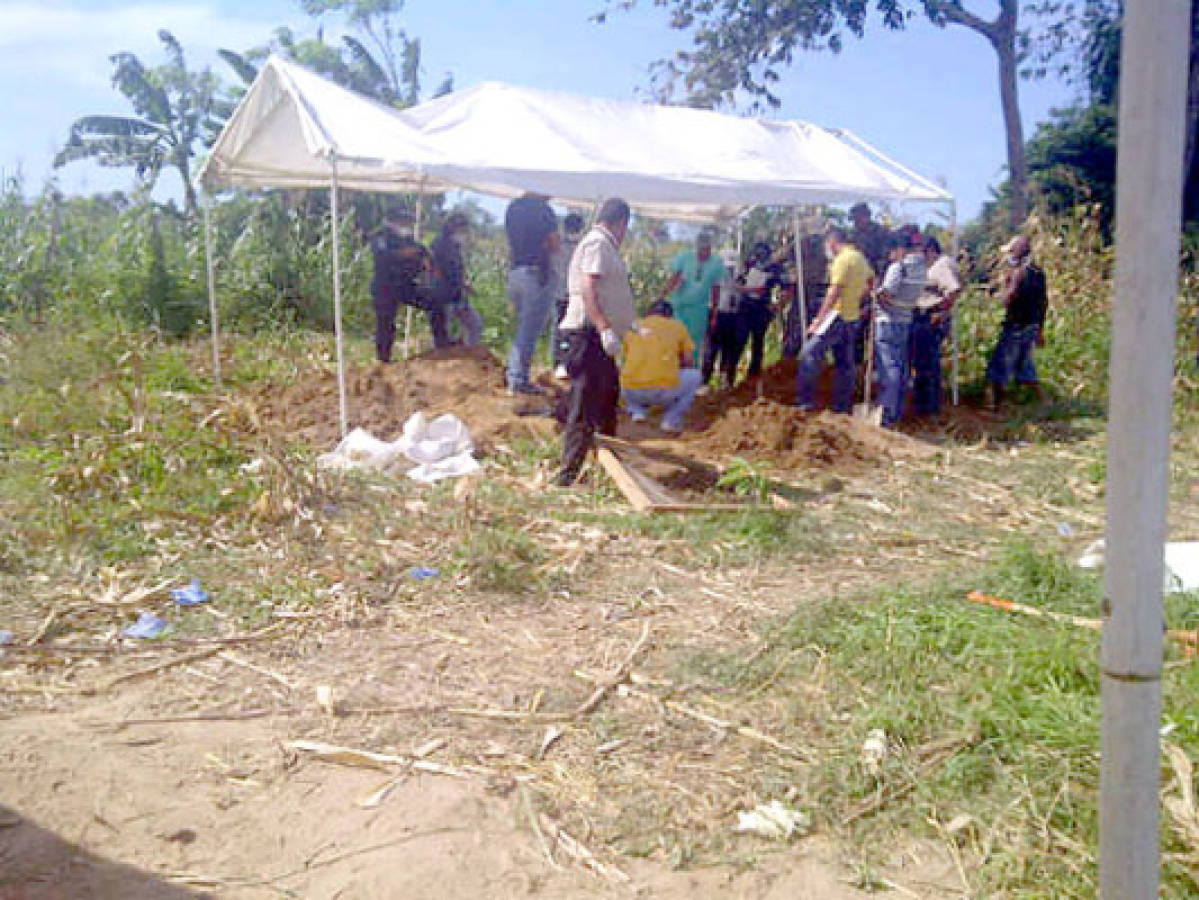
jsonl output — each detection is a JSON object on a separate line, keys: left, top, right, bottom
{"left": 596, "top": 447, "right": 654, "bottom": 511}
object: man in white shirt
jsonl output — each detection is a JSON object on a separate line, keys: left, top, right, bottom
{"left": 556, "top": 198, "right": 635, "bottom": 486}
{"left": 912, "top": 237, "right": 963, "bottom": 415}
{"left": 874, "top": 227, "right": 927, "bottom": 427}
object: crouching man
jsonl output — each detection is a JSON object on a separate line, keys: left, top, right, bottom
{"left": 622, "top": 300, "right": 702, "bottom": 434}
{"left": 556, "top": 198, "right": 635, "bottom": 487}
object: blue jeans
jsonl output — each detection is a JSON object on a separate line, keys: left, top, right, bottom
{"left": 987, "top": 323, "right": 1040, "bottom": 387}
{"left": 874, "top": 319, "right": 912, "bottom": 427}
{"left": 796, "top": 317, "right": 855, "bottom": 413}
{"left": 624, "top": 368, "right": 704, "bottom": 430}
{"left": 910, "top": 313, "right": 951, "bottom": 415}
{"left": 506, "top": 266, "right": 553, "bottom": 389}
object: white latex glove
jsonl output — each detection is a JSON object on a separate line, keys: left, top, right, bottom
{"left": 600, "top": 328, "right": 622, "bottom": 358}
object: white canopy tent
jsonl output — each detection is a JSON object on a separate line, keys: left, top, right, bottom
{"left": 199, "top": 56, "right": 955, "bottom": 435}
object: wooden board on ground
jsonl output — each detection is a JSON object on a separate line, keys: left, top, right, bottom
{"left": 596, "top": 441, "right": 749, "bottom": 513}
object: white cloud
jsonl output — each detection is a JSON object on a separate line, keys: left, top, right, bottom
{"left": 0, "top": 1, "right": 296, "bottom": 194}
{"left": 0, "top": 2, "right": 281, "bottom": 85}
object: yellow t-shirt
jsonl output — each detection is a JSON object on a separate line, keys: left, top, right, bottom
{"left": 621, "top": 316, "right": 695, "bottom": 390}
{"left": 828, "top": 245, "right": 873, "bottom": 323}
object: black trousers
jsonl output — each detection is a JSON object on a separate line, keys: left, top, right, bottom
{"left": 702, "top": 310, "right": 741, "bottom": 387}
{"left": 559, "top": 327, "right": 620, "bottom": 482}
{"left": 374, "top": 293, "right": 449, "bottom": 361}
{"left": 734, "top": 301, "right": 774, "bottom": 378}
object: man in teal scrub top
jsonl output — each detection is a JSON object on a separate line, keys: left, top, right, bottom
{"left": 661, "top": 231, "right": 726, "bottom": 352}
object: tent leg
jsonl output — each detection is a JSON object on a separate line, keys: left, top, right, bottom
{"left": 330, "top": 160, "right": 349, "bottom": 438}
{"left": 404, "top": 185, "right": 426, "bottom": 361}
{"left": 949, "top": 198, "right": 959, "bottom": 407}
{"left": 203, "top": 197, "right": 221, "bottom": 389}
{"left": 792, "top": 209, "right": 808, "bottom": 339}
{"left": 1100, "top": 2, "right": 1189, "bottom": 898}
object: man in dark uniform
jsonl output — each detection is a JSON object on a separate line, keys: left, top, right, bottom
{"left": 370, "top": 206, "right": 435, "bottom": 361}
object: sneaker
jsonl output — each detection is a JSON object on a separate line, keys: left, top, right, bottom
{"left": 553, "top": 364, "right": 569, "bottom": 380}
{"left": 507, "top": 382, "right": 546, "bottom": 397}
{"left": 629, "top": 410, "right": 649, "bottom": 423}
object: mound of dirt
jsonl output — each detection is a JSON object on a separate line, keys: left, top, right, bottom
{"left": 692, "top": 399, "right": 931, "bottom": 472}
{"left": 254, "top": 346, "right": 558, "bottom": 451}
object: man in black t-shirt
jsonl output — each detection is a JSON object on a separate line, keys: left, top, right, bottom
{"left": 504, "top": 193, "right": 560, "bottom": 394}
{"left": 985, "top": 235, "right": 1049, "bottom": 407}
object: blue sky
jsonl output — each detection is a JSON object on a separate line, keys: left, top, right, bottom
{"left": 0, "top": 0, "right": 1081, "bottom": 222}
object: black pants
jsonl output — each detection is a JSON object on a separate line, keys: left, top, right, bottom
{"left": 374, "top": 293, "right": 449, "bottom": 361}
{"left": 702, "top": 311, "right": 741, "bottom": 387}
{"left": 735, "top": 301, "right": 774, "bottom": 378}
{"left": 559, "top": 327, "right": 620, "bottom": 483}
{"left": 552, "top": 296, "right": 570, "bottom": 368}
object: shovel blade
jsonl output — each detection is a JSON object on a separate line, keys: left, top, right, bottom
{"left": 853, "top": 404, "right": 884, "bottom": 426}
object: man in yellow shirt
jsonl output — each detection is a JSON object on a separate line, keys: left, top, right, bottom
{"left": 622, "top": 300, "right": 702, "bottom": 433}
{"left": 796, "top": 226, "right": 874, "bottom": 413}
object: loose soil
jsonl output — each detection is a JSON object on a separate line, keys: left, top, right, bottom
{"left": 252, "top": 346, "right": 558, "bottom": 453}
{"left": 255, "top": 348, "right": 936, "bottom": 480}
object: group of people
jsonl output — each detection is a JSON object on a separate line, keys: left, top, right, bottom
{"left": 369, "top": 195, "right": 1048, "bottom": 487}
{"left": 369, "top": 206, "right": 483, "bottom": 363}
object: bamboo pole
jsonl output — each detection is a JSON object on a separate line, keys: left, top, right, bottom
{"left": 330, "top": 159, "right": 348, "bottom": 438}
{"left": 1100, "top": 2, "right": 1191, "bottom": 897}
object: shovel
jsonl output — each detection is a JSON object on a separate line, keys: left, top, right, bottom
{"left": 853, "top": 310, "right": 883, "bottom": 426}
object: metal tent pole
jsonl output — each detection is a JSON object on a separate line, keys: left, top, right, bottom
{"left": 330, "top": 159, "right": 349, "bottom": 438}
{"left": 948, "top": 198, "right": 959, "bottom": 407}
{"left": 1100, "top": 2, "right": 1191, "bottom": 898}
{"left": 792, "top": 208, "right": 808, "bottom": 339}
{"left": 202, "top": 196, "right": 221, "bottom": 389}
{"left": 403, "top": 180, "right": 427, "bottom": 360}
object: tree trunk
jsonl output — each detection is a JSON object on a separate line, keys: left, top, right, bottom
{"left": 179, "top": 157, "right": 197, "bottom": 219}
{"left": 993, "top": 27, "right": 1028, "bottom": 228}
{"left": 941, "top": 1, "right": 1028, "bottom": 230}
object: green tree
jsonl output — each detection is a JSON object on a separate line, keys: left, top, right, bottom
{"left": 296, "top": 0, "right": 453, "bottom": 105}
{"left": 603, "top": 1, "right": 1098, "bottom": 229}
{"left": 53, "top": 31, "right": 228, "bottom": 218}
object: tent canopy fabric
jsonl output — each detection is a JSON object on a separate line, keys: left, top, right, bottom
{"left": 199, "top": 56, "right": 453, "bottom": 193}
{"left": 200, "top": 56, "right": 952, "bottom": 219}
{"left": 398, "top": 81, "right": 951, "bottom": 218}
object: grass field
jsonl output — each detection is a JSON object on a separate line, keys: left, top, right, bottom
{"left": 1, "top": 302, "right": 1198, "bottom": 895}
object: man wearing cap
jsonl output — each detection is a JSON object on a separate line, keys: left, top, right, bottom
{"left": 662, "top": 231, "right": 727, "bottom": 355}
{"left": 370, "top": 206, "right": 434, "bottom": 362}
{"left": 796, "top": 226, "right": 872, "bottom": 414}
{"left": 986, "top": 235, "right": 1048, "bottom": 408}
{"left": 504, "top": 192, "right": 560, "bottom": 394}
{"left": 622, "top": 300, "right": 702, "bottom": 433}
{"left": 556, "top": 198, "right": 636, "bottom": 486}
{"left": 874, "top": 227, "right": 928, "bottom": 427}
